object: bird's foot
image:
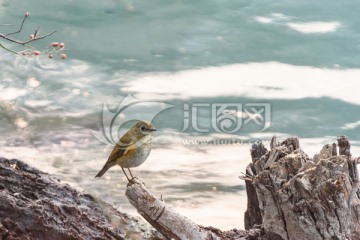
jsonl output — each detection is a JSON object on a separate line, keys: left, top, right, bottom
{"left": 127, "top": 177, "right": 140, "bottom": 186}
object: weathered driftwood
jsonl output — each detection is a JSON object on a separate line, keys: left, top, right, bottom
{"left": 125, "top": 179, "right": 215, "bottom": 240}
{"left": 243, "top": 135, "right": 360, "bottom": 240}
{"left": 125, "top": 178, "right": 250, "bottom": 240}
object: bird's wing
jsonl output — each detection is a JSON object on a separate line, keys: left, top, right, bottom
{"left": 106, "top": 144, "right": 126, "bottom": 163}
{"left": 94, "top": 141, "right": 134, "bottom": 178}
{"left": 95, "top": 130, "right": 140, "bottom": 177}
{"left": 105, "top": 131, "right": 137, "bottom": 164}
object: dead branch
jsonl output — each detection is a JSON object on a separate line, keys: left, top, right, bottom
{"left": 125, "top": 178, "right": 222, "bottom": 240}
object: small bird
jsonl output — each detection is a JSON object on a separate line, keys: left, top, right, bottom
{"left": 95, "top": 120, "right": 156, "bottom": 181}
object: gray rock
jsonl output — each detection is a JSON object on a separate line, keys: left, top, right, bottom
{"left": 0, "top": 157, "right": 163, "bottom": 240}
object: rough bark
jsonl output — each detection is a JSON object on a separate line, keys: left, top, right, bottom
{"left": 0, "top": 158, "right": 162, "bottom": 240}
{"left": 125, "top": 178, "right": 251, "bottom": 240}
{"left": 244, "top": 141, "right": 266, "bottom": 230}
{"left": 244, "top": 136, "right": 360, "bottom": 240}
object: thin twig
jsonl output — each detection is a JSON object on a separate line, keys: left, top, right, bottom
{"left": 5, "top": 15, "right": 28, "bottom": 36}
{"left": 33, "top": 27, "right": 40, "bottom": 38}
{"left": 0, "top": 31, "right": 57, "bottom": 45}
{"left": 239, "top": 171, "right": 255, "bottom": 182}
{"left": 0, "top": 12, "right": 60, "bottom": 56}
{"left": 0, "top": 43, "right": 19, "bottom": 54}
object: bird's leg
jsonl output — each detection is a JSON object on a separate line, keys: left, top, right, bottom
{"left": 128, "top": 168, "right": 135, "bottom": 179}
{"left": 121, "top": 167, "right": 131, "bottom": 182}
{"left": 126, "top": 168, "right": 138, "bottom": 185}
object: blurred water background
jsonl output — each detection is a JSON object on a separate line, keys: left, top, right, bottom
{"left": 1, "top": 0, "right": 360, "bottom": 230}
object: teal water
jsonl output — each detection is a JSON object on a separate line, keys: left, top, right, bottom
{"left": 1, "top": 0, "right": 360, "bottom": 230}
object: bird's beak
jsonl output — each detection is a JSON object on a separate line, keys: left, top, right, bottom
{"left": 149, "top": 128, "right": 157, "bottom": 132}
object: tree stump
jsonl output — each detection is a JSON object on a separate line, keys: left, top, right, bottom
{"left": 244, "top": 136, "right": 360, "bottom": 239}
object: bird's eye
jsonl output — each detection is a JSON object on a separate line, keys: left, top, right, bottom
{"left": 140, "top": 126, "right": 146, "bottom": 132}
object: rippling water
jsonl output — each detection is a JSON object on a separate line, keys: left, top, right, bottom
{"left": 1, "top": 0, "right": 360, "bottom": 230}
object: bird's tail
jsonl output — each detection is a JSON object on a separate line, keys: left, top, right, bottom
{"left": 95, "top": 162, "right": 116, "bottom": 178}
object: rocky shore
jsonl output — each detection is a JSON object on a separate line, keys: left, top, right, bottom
{"left": 0, "top": 157, "right": 162, "bottom": 240}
